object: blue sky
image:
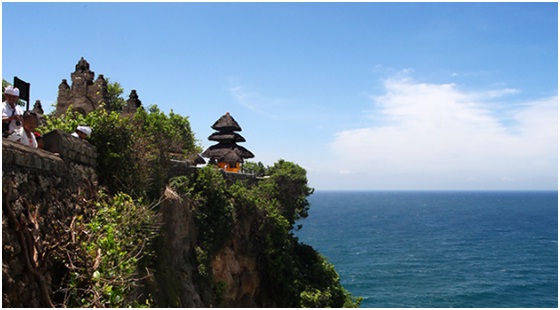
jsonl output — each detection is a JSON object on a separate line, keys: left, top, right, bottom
{"left": 2, "top": 2, "right": 558, "bottom": 190}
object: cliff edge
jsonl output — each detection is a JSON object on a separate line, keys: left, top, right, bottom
{"left": 2, "top": 137, "right": 360, "bottom": 307}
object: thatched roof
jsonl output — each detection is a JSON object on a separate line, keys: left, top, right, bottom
{"left": 218, "top": 150, "right": 244, "bottom": 163}
{"left": 203, "top": 112, "right": 255, "bottom": 163}
{"left": 201, "top": 143, "right": 255, "bottom": 159}
{"left": 211, "top": 112, "right": 242, "bottom": 132}
{"left": 208, "top": 131, "right": 246, "bottom": 143}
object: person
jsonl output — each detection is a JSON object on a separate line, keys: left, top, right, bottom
{"left": 2, "top": 85, "right": 24, "bottom": 135}
{"left": 6, "top": 111, "right": 39, "bottom": 148}
{"left": 34, "top": 131, "right": 44, "bottom": 149}
{"left": 71, "top": 125, "right": 92, "bottom": 140}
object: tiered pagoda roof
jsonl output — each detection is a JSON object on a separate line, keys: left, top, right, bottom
{"left": 211, "top": 112, "right": 242, "bottom": 132}
{"left": 201, "top": 112, "right": 254, "bottom": 164}
{"left": 208, "top": 131, "right": 246, "bottom": 143}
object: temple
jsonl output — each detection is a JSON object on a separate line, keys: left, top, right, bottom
{"left": 122, "top": 89, "right": 143, "bottom": 115}
{"left": 55, "top": 57, "right": 109, "bottom": 116}
{"left": 201, "top": 112, "right": 254, "bottom": 172}
{"left": 55, "top": 58, "right": 143, "bottom": 117}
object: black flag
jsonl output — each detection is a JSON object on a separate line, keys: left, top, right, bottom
{"left": 14, "top": 76, "right": 30, "bottom": 110}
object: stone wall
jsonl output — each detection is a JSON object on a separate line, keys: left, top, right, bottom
{"left": 2, "top": 135, "right": 97, "bottom": 307}
{"left": 42, "top": 129, "right": 97, "bottom": 167}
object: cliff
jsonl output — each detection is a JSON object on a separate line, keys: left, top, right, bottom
{"left": 154, "top": 187, "right": 263, "bottom": 307}
{"left": 2, "top": 134, "right": 359, "bottom": 307}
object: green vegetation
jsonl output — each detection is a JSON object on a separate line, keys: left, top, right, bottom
{"left": 105, "top": 78, "right": 127, "bottom": 112}
{"left": 170, "top": 162, "right": 362, "bottom": 307}
{"left": 39, "top": 104, "right": 200, "bottom": 201}
{"left": 62, "top": 192, "right": 157, "bottom": 307}
{"left": 170, "top": 167, "right": 234, "bottom": 256}
{"left": 35, "top": 84, "right": 360, "bottom": 307}
{"left": 240, "top": 160, "right": 267, "bottom": 177}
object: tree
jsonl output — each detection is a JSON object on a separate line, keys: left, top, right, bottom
{"left": 105, "top": 78, "right": 127, "bottom": 112}
{"left": 241, "top": 161, "right": 267, "bottom": 177}
{"left": 264, "top": 159, "right": 314, "bottom": 226}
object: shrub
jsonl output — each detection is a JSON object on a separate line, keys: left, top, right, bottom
{"left": 63, "top": 192, "right": 158, "bottom": 307}
{"left": 170, "top": 166, "right": 234, "bottom": 254}
{"left": 261, "top": 159, "right": 315, "bottom": 226}
{"left": 38, "top": 104, "right": 200, "bottom": 201}
{"left": 240, "top": 161, "right": 266, "bottom": 177}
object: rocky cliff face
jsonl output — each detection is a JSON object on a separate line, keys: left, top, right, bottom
{"left": 152, "top": 188, "right": 204, "bottom": 307}
{"left": 211, "top": 228, "right": 261, "bottom": 306}
{"left": 3, "top": 137, "right": 268, "bottom": 307}
{"left": 153, "top": 188, "right": 265, "bottom": 307}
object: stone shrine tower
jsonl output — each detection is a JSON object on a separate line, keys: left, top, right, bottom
{"left": 55, "top": 57, "right": 109, "bottom": 116}
{"left": 122, "top": 90, "right": 143, "bottom": 115}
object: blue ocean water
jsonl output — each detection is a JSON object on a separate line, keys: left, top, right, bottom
{"left": 296, "top": 191, "right": 558, "bottom": 308}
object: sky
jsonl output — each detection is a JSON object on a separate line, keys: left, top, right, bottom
{"left": 2, "top": 2, "right": 558, "bottom": 191}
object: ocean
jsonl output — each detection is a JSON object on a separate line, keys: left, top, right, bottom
{"left": 296, "top": 191, "right": 558, "bottom": 308}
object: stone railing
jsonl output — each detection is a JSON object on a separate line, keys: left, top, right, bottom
{"left": 42, "top": 129, "right": 97, "bottom": 167}
{"left": 3, "top": 129, "right": 97, "bottom": 174}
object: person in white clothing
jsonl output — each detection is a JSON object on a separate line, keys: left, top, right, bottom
{"left": 2, "top": 85, "right": 24, "bottom": 134}
{"left": 6, "top": 111, "right": 39, "bottom": 148}
{"left": 71, "top": 125, "right": 92, "bottom": 140}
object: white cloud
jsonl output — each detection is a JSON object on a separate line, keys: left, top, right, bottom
{"left": 227, "top": 82, "right": 294, "bottom": 120}
{"left": 329, "top": 76, "right": 558, "bottom": 190}
{"left": 227, "top": 84, "right": 263, "bottom": 113}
